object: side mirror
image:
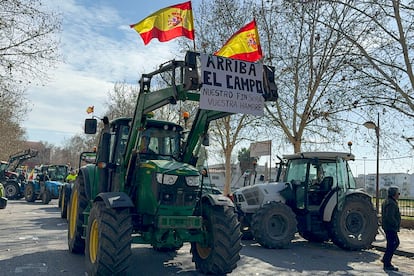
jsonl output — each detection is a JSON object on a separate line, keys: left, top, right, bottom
{"left": 262, "top": 65, "right": 278, "bottom": 102}
{"left": 202, "top": 133, "right": 209, "bottom": 146}
{"left": 85, "top": 118, "right": 97, "bottom": 134}
{"left": 200, "top": 168, "right": 208, "bottom": 177}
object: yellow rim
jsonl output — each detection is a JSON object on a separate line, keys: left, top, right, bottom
{"left": 69, "top": 188, "right": 78, "bottom": 239}
{"left": 89, "top": 219, "right": 99, "bottom": 263}
{"left": 61, "top": 190, "right": 65, "bottom": 213}
{"left": 196, "top": 243, "right": 212, "bottom": 259}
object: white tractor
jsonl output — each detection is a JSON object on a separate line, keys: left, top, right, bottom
{"left": 233, "top": 151, "right": 378, "bottom": 250}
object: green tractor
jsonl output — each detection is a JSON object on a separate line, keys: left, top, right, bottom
{"left": 67, "top": 51, "right": 278, "bottom": 275}
{"left": 0, "top": 183, "right": 7, "bottom": 209}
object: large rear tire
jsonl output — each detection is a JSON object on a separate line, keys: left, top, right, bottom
{"left": 191, "top": 204, "right": 241, "bottom": 274}
{"left": 85, "top": 201, "right": 132, "bottom": 275}
{"left": 329, "top": 193, "right": 378, "bottom": 250}
{"left": 68, "top": 178, "right": 88, "bottom": 254}
{"left": 24, "top": 183, "right": 36, "bottom": 202}
{"left": 251, "top": 202, "right": 297, "bottom": 249}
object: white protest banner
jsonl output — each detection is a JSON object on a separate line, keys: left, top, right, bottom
{"left": 250, "top": 140, "right": 271, "bottom": 157}
{"left": 199, "top": 53, "right": 264, "bottom": 116}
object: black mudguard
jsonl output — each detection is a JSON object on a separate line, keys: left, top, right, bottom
{"left": 202, "top": 193, "right": 234, "bottom": 207}
{"left": 95, "top": 192, "right": 134, "bottom": 208}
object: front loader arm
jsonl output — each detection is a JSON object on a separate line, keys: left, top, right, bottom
{"left": 181, "top": 109, "right": 232, "bottom": 165}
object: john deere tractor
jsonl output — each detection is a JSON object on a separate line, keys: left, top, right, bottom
{"left": 67, "top": 51, "right": 278, "bottom": 275}
{"left": 233, "top": 151, "right": 378, "bottom": 251}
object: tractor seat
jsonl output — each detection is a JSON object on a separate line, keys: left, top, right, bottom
{"left": 319, "top": 176, "right": 333, "bottom": 192}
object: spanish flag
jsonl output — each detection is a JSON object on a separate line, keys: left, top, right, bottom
{"left": 86, "top": 106, "right": 94, "bottom": 114}
{"left": 130, "top": 1, "right": 194, "bottom": 45}
{"left": 214, "top": 19, "right": 263, "bottom": 62}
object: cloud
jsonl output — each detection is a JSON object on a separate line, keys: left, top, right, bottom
{"left": 23, "top": 0, "right": 182, "bottom": 146}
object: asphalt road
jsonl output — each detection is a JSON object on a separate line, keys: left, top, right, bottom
{"left": 1, "top": 200, "right": 413, "bottom": 275}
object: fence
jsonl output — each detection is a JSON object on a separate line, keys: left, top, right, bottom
{"left": 373, "top": 197, "right": 414, "bottom": 217}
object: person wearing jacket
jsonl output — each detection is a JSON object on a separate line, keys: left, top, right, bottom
{"left": 381, "top": 186, "right": 401, "bottom": 271}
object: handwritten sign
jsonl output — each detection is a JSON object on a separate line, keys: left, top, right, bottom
{"left": 200, "top": 54, "right": 264, "bottom": 116}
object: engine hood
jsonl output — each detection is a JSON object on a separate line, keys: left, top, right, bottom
{"left": 141, "top": 159, "right": 199, "bottom": 176}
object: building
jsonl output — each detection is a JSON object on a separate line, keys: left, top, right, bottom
{"left": 355, "top": 172, "right": 413, "bottom": 199}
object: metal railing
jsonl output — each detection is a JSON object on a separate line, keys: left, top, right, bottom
{"left": 373, "top": 197, "right": 414, "bottom": 217}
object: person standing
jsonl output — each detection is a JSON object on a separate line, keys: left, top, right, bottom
{"left": 381, "top": 186, "right": 401, "bottom": 271}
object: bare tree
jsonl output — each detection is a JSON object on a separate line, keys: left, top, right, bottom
{"left": 0, "top": 0, "right": 61, "bottom": 90}
{"left": 253, "top": 0, "right": 374, "bottom": 153}
{"left": 320, "top": 1, "right": 414, "bottom": 119}
{"left": 0, "top": 0, "right": 61, "bottom": 156}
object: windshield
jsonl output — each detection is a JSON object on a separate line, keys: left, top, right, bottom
{"left": 48, "top": 165, "right": 68, "bottom": 181}
{"left": 139, "top": 126, "right": 181, "bottom": 159}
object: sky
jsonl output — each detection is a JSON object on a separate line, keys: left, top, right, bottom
{"left": 22, "top": 0, "right": 185, "bottom": 147}
{"left": 20, "top": 0, "right": 414, "bottom": 175}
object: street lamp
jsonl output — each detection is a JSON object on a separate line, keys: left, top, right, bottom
{"left": 363, "top": 112, "right": 380, "bottom": 213}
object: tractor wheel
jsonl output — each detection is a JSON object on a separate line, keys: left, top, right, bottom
{"left": 24, "top": 183, "right": 36, "bottom": 202}
{"left": 41, "top": 190, "right": 51, "bottom": 204}
{"left": 329, "top": 193, "right": 378, "bottom": 250}
{"left": 4, "top": 181, "right": 20, "bottom": 200}
{"left": 251, "top": 202, "right": 297, "bottom": 249}
{"left": 0, "top": 197, "right": 7, "bottom": 209}
{"left": 85, "top": 201, "right": 132, "bottom": 275}
{"left": 58, "top": 187, "right": 63, "bottom": 208}
{"left": 191, "top": 204, "right": 241, "bottom": 274}
{"left": 68, "top": 179, "right": 88, "bottom": 254}
{"left": 60, "top": 186, "right": 70, "bottom": 219}
{"left": 299, "top": 230, "right": 329, "bottom": 243}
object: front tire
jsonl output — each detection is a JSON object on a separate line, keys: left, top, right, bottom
{"left": 60, "top": 186, "right": 70, "bottom": 219}
{"left": 191, "top": 204, "right": 241, "bottom": 274}
{"left": 251, "top": 202, "right": 297, "bottom": 249}
{"left": 41, "top": 190, "right": 51, "bottom": 204}
{"left": 85, "top": 201, "right": 132, "bottom": 275}
{"left": 68, "top": 179, "right": 88, "bottom": 254}
{"left": 24, "top": 183, "right": 36, "bottom": 202}
{"left": 329, "top": 193, "right": 378, "bottom": 250}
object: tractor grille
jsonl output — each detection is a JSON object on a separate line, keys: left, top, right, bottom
{"left": 243, "top": 188, "right": 261, "bottom": 205}
{"left": 158, "top": 175, "right": 199, "bottom": 206}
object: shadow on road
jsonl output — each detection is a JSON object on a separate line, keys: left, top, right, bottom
{"left": 0, "top": 250, "right": 85, "bottom": 276}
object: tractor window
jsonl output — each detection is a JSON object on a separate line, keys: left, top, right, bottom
{"left": 285, "top": 159, "right": 308, "bottom": 183}
{"left": 139, "top": 127, "right": 180, "bottom": 159}
{"left": 109, "top": 124, "right": 130, "bottom": 165}
{"left": 345, "top": 161, "right": 357, "bottom": 189}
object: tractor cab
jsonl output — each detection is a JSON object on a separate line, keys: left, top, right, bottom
{"left": 278, "top": 152, "right": 356, "bottom": 211}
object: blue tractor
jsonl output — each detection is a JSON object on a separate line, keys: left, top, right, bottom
{"left": 24, "top": 164, "right": 69, "bottom": 204}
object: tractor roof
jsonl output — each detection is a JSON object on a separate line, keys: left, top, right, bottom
{"left": 283, "top": 152, "right": 355, "bottom": 161}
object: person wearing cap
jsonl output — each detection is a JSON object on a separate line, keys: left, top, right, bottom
{"left": 381, "top": 186, "right": 401, "bottom": 271}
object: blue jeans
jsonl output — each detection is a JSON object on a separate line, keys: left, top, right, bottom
{"left": 383, "top": 230, "right": 400, "bottom": 266}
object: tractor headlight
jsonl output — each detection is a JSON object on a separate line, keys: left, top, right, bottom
{"left": 156, "top": 173, "right": 178, "bottom": 185}
{"left": 185, "top": 176, "right": 200, "bottom": 186}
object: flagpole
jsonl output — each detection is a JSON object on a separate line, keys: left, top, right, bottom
{"left": 190, "top": 1, "right": 196, "bottom": 51}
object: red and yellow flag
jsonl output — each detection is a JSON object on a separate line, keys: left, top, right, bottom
{"left": 214, "top": 19, "right": 263, "bottom": 62}
{"left": 86, "top": 106, "right": 94, "bottom": 114}
{"left": 130, "top": 1, "right": 194, "bottom": 45}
